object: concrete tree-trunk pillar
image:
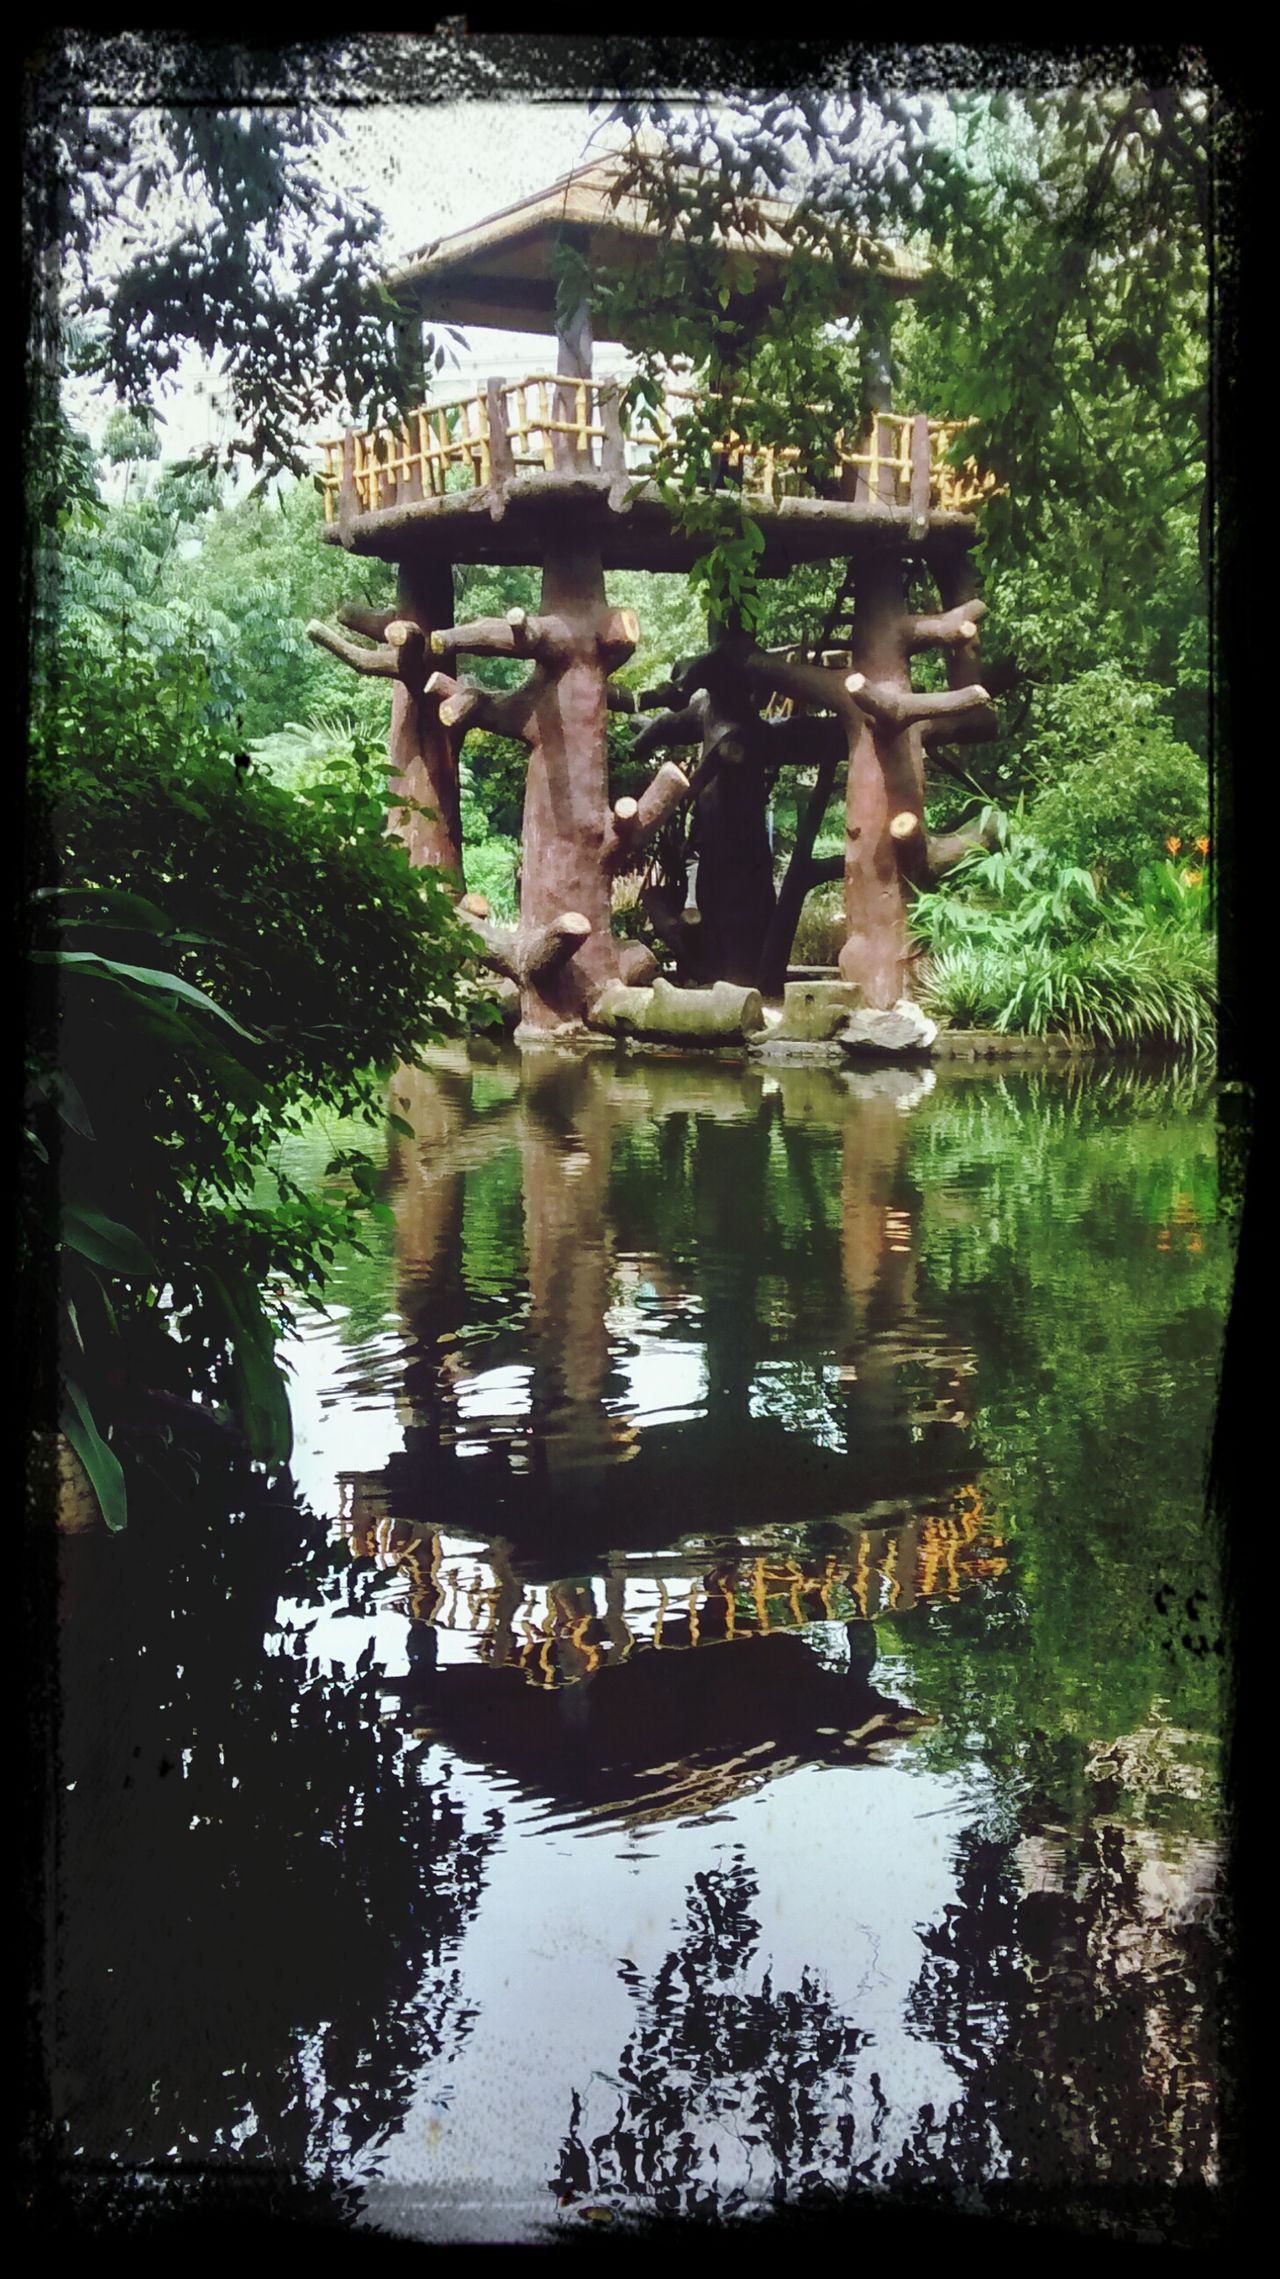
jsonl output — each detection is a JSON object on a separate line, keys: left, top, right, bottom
{"left": 740, "top": 582, "right": 995, "bottom": 1012}
{"left": 692, "top": 759, "right": 777, "bottom": 988}
{"left": 840, "top": 555, "right": 922, "bottom": 1006}
{"left": 304, "top": 558, "right": 464, "bottom": 884}
{"left": 553, "top": 222, "right": 593, "bottom": 472}
{"left": 518, "top": 539, "right": 620, "bottom": 1022}
{"left": 389, "top": 556, "right": 463, "bottom": 878}
{"left": 424, "top": 541, "right": 685, "bottom": 1031}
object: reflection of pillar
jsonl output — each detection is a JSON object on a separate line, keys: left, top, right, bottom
{"left": 386, "top": 1055, "right": 495, "bottom": 1450}
{"left": 546, "top": 1580, "right": 601, "bottom": 1682}
{"left": 837, "top": 1083, "right": 922, "bottom": 1508}
{"left": 839, "top": 1087, "right": 917, "bottom": 1329}
{"left": 480, "top": 1536, "right": 526, "bottom": 1669}
{"left": 691, "top": 1108, "right": 775, "bottom": 1426}
{"left": 604, "top": 1563, "right": 632, "bottom": 1665}
{"left": 520, "top": 1060, "right": 621, "bottom": 1474}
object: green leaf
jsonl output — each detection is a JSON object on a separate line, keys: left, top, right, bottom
{"left": 38, "top": 951, "right": 259, "bottom": 1039}
{"left": 200, "top": 1264, "right": 293, "bottom": 1467}
{"left": 61, "top": 1203, "right": 158, "bottom": 1279}
{"left": 62, "top": 1381, "right": 128, "bottom": 1532}
{"left": 35, "top": 884, "right": 175, "bottom": 931}
{"left": 386, "top": 1112, "right": 416, "bottom": 1139}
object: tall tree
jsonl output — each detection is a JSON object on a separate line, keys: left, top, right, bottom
{"left": 23, "top": 30, "right": 423, "bottom": 478}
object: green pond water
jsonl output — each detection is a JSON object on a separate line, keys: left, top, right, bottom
{"left": 53, "top": 1047, "right": 1233, "bottom": 2244}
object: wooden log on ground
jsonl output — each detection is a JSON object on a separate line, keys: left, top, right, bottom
{"left": 590, "top": 975, "right": 765, "bottom": 1043}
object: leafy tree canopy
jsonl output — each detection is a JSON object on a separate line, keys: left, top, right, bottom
{"left": 25, "top": 30, "right": 424, "bottom": 478}
{"left": 598, "top": 74, "right": 1216, "bottom": 623}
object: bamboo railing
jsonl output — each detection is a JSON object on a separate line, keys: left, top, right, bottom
{"left": 318, "top": 377, "right": 997, "bottom": 522}
{"left": 339, "top": 1483, "right": 1006, "bottom": 1692}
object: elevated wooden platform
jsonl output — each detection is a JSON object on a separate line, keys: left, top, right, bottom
{"left": 322, "top": 469, "right": 980, "bottom": 574}
{"left": 318, "top": 377, "right": 992, "bottom": 572}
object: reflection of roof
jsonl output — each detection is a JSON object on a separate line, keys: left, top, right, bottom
{"left": 388, "top": 152, "right": 921, "bottom": 338}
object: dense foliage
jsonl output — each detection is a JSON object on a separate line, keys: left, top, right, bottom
{"left": 26, "top": 421, "right": 477, "bottom": 1529}
{"left": 581, "top": 82, "right": 1215, "bottom": 1011}
{"left": 26, "top": 33, "right": 426, "bottom": 477}
{"left": 910, "top": 813, "right": 1214, "bottom": 1047}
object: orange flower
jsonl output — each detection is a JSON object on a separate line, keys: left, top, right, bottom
{"left": 1195, "top": 836, "right": 1211, "bottom": 856}
{"left": 1182, "top": 869, "right": 1203, "bottom": 887}
{"left": 1165, "top": 836, "right": 1182, "bottom": 855}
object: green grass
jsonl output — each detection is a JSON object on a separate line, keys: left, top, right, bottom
{"left": 921, "top": 929, "right": 1216, "bottom": 1052}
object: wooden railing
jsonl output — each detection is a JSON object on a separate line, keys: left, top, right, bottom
{"left": 318, "top": 377, "right": 997, "bottom": 522}
{"left": 340, "top": 1484, "right": 1005, "bottom": 1690}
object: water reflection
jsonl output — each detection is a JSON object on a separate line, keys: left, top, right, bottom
{"left": 52, "top": 1472, "right": 500, "bottom": 2216}
{"left": 321, "top": 1051, "right": 1006, "bottom": 1829}
{"left": 50, "top": 1047, "right": 1227, "bottom": 2242}
{"left": 552, "top": 1812, "right": 1222, "bottom": 2232}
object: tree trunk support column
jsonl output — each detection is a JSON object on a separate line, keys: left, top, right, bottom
{"left": 305, "top": 558, "right": 464, "bottom": 882}
{"left": 424, "top": 543, "right": 692, "bottom": 1031}
{"left": 840, "top": 555, "right": 919, "bottom": 1005}
{"left": 389, "top": 556, "right": 463, "bottom": 877}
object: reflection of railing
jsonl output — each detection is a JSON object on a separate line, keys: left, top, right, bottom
{"left": 318, "top": 378, "right": 997, "bottom": 522}
{"left": 341, "top": 1484, "right": 1006, "bottom": 1691}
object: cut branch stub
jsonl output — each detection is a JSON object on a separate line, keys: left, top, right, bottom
{"left": 617, "top": 939, "right": 658, "bottom": 987}
{"left": 460, "top": 906, "right": 592, "bottom": 988}
{"left": 306, "top": 619, "right": 398, "bottom": 677}
{"left": 925, "top": 821, "right": 1000, "bottom": 879}
{"left": 425, "top": 669, "right": 525, "bottom": 740}
{"left": 602, "top": 760, "right": 692, "bottom": 869}
{"left": 520, "top": 911, "right": 592, "bottom": 980}
{"left": 919, "top": 701, "right": 1001, "bottom": 748}
{"left": 904, "top": 599, "right": 987, "bottom": 653}
{"left": 845, "top": 674, "right": 992, "bottom": 731}
{"left": 430, "top": 613, "right": 538, "bottom": 659}
{"left": 337, "top": 602, "right": 396, "bottom": 642}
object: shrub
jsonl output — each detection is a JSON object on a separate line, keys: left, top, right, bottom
{"left": 27, "top": 728, "right": 476, "bottom": 1528}
{"left": 463, "top": 833, "right": 521, "bottom": 921}
{"left": 921, "top": 929, "right": 1216, "bottom": 1052}
{"left": 790, "top": 884, "right": 845, "bottom": 966}
{"left": 1022, "top": 666, "right": 1209, "bottom": 894}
